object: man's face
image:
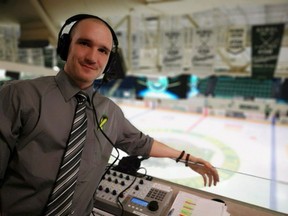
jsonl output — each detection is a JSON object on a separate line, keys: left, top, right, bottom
{"left": 64, "top": 18, "right": 113, "bottom": 89}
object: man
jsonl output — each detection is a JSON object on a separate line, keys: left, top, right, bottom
{"left": 0, "top": 15, "right": 219, "bottom": 215}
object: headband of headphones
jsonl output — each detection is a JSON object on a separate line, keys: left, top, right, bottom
{"left": 57, "top": 13, "right": 119, "bottom": 61}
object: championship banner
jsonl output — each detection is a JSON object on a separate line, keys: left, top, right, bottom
{"left": 161, "top": 16, "right": 184, "bottom": 72}
{"left": 191, "top": 28, "right": 216, "bottom": 73}
{"left": 130, "top": 16, "right": 143, "bottom": 70}
{"left": 139, "top": 29, "right": 159, "bottom": 69}
{"left": 251, "top": 23, "right": 284, "bottom": 79}
{"left": 226, "top": 26, "right": 246, "bottom": 54}
{"left": 139, "top": 47, "right": 158, "bottom": 68}
{"left": 131, "top": 33, "right": 141, "bottom": 69}
{"left": 182, "top": 27, "right": 193, "bottom": 70}
{"left": 215, "top": 26, "right": 250, "bottom": 74}
{"left": 161, "top": 30, "right": 183, "bottom": 71}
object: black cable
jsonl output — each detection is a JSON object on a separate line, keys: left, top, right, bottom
{"left": 92, "top": 79, "right": 150, "bottom": 215}
{"left": 117, "top": 175, "right": 137, "bottom": 216}
{"left": 92, "top": 89, "right": 120, "bottom": 177}
{"left": 115, "top": 166, "right": 147, "bottom": 216}
{"left": 109, "top": 152, "right": 120, "bottom": 160}
{"left": 92, "top": 82, "right": 125, "bottom": 215}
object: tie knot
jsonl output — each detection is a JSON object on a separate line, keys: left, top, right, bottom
{"left": 75, "top": 92, "right": 87, "bottom": 104}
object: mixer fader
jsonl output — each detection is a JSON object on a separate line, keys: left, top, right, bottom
{"left": 94, "top": 169, "right": 173, "bottom": 216}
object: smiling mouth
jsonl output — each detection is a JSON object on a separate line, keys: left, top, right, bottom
{"left": 81, "top": 63, "right": 97, "bottom": 71}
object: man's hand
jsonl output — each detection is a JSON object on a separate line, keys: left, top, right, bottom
{"left": 188, "top": 157, "right": 219, "bottom": 187}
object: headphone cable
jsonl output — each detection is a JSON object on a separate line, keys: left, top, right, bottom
{"left": 92, "top": 89, "right": 120, "bottom": 171}
{"left": 92, "top": 89, "right": 125, "bottom": 215}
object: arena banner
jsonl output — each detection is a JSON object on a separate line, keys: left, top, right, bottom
{"left": 251, "top": 23, "right": 284, "bottom": 79}
{"left": 131, "top": 16, "right": 144, "bottom": 70}
{"left": 161, "top": 30, "right": 184, "bottom": 71}
{"left": 182, "top": 27, "right": 193, "bottom": 70}
{"left": 191, "top": 28, "right": 216, "bottom": 73}
{"left": 139, "top": 47, "right": 158, "bottom": 68}
{"left": 161, "top": 16, "right": 184, "bottom": 72}
{"left": 139, "top": 29, "right": 158, "bottom": 69}
{"left": 214, "top": 26, "right": 250, "bottom": 75}
{"left": 131, "top": 32, "right": 141, "bottom": 70}
{"left": 226, "top": 26, "right": 246, "bottom": 55}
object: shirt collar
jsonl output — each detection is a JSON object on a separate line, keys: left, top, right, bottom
{"left": 55, "top": 70, "right": 94, "bottom": 103}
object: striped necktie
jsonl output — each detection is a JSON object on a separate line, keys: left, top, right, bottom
{"left": 44, "top": 92, "right": 88, "bottom": 216}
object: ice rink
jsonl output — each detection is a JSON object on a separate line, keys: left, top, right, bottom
{"left": 114, "top": 103, "right": 288, "bottom": 215}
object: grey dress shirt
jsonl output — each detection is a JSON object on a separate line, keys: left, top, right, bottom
{"left": 0, "top": 70, "right": 153, "bottom": 216}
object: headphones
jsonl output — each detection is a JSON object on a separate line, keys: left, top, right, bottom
{"left": 57, "top": 14, "right": 119, "bottom": 78}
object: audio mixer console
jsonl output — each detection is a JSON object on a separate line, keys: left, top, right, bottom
{"left": 94, "top": 169, "right": 173, "bottom": 216}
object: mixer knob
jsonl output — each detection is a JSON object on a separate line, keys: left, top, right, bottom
{"left": 98, "top": 185, "right": 103, "bottom": 191}
{"left": 125, "top": 175, "right": 130, "bottom": 180}
{"left": 108, "top": 177, "right": 112, "bottom": 182}
{"left": 119, "top": 173, "right": 123, "bottom": 178}
{"left": 114, "top": 179, "right": 118, "bottom": 184}
{"left": 113, "top": 172, "right": 117, "bottom": 176}
{"left": 105, "top": 188, "right": 110, "bottom": 193}
{"left": 112, "top": 190, "right": 117, "bottom": 196}
{"left": 139, "top": 179, "right": 144, "bottom": 184}
{"left": 135, "top": 185, "right": 139, "bottom": 190}
{"left": 147, "top": 200, "right": 159, "bottom": 211}
{"left": 121, "top": 181, "right": 125, "bottom": 186}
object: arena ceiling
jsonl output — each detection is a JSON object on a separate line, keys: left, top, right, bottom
{"left": 0, "top": 0, "right": 288, "bottom": 46}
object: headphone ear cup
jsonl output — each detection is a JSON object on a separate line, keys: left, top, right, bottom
{"left": 103, "top": 52, "right": 115, "bottom": 74}
{"left": 102, "top": 49, "right": 126, "bottom": 83}
{"left": 57, "top": 33, "right": 70, "bottom": 61}
{"left": 102, "top": 52, "right": 117, "bottom": 82}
